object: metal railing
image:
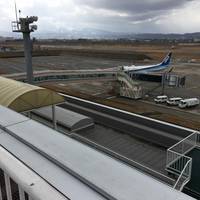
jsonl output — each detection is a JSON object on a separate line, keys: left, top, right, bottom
{"left": 11, "top": 21, "right": 20, "bottom": 32}
{"left": 166, "top": 131, "right": 200, "bottom": 191}
{"left": 117, "top": 72, "right": 140, "bottom": 88}
{"left": 120, "top": 87, "right": 142, "bottom": 99}
{"left": 0, "top": 168, "right": 33, "bottom": 200}
{"left": 72, "top": 133, "right": 176, "bottom": 186}
{"left": 1, "top": 171, "right": 27, "bottom": 200}
{"left": 173, "top": 159, "right": 192, "bottom": 191}
{"left": 117, "top": 72, "right": 143, "bottom": 99}
{"left": 0, "top": 147, "right": 67, "bottom": 200}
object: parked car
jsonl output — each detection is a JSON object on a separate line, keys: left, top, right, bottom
{"left": 154, "top": 95, "right": 168, "bottom": 103}
{"left": 166, "top": 97, "right": 183, "bottom": 106}
{"left": 179, "top": 98, "right": 200, "bottom": 108}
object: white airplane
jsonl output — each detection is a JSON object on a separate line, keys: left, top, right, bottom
{"left": 121, "top": 52, "right": 172, "bottom": 74}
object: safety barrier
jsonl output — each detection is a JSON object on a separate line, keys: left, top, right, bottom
{"left": 166, "top": 131, "right": 200, "bottom": 191}
{"left": 0, "top": 147, "right": 67, "bottom": 200}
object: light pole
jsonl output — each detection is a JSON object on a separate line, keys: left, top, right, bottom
{"left": 12, "top": 16, "right": 38, "bottom": 84}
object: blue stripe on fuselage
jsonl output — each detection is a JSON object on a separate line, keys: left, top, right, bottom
{"left": 127, "top": 63, "right": 170, "bottom": 74}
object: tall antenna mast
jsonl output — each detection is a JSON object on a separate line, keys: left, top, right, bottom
{"left": 12, "top": 4, "right": 38, "bottom": 84}
{"left": 14, "top": 0, "right": 19, "bottom": 29}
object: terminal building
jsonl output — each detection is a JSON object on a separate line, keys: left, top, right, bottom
{"left": 0, "top": 77, "right": 199, "bottom": 200}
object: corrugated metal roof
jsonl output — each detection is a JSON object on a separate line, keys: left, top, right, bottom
{"left": 0, "top": 76, "right": 64, "bottom": 112}
{"left": 34, "top": 106, "right": 94, "bottom": 131}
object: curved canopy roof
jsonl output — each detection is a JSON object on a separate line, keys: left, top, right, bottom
{"left": 34, "top": 106, "right": 94, "bottom": 131}
{"left": 0, "top": 76, "right": 64, "bottom": 112}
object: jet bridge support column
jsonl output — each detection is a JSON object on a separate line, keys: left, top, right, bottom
{"left": 23, "top": 32, "right": 33, "bottom": 84}
{"left": 52, "top": 105, "right": 57, "bottom": 130}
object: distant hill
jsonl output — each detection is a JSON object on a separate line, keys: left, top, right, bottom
{"left": 1, "top": 29, "right": 200, "bottom": 40}
{"left": 32, "top": 31, "right": 200, "bottom": 41}
{"left": 33, "top": 31, "right": 200, "bottom": 40}
{"left": 130, "top": 32, "right": 200, "bottom": 40}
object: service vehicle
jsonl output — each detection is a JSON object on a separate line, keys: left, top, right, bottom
{"left": 166, "top": 97, "right": 182, "bottom": 106}
{"left": 179, "top": 98, "right": 200, "bottom": 108}
{"left": 154, "top": 95, "right": 168, "bottom": 103}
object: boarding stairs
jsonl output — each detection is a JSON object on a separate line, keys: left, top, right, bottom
{"left": 117, "top": 71, "right": 142, "bottom": 99}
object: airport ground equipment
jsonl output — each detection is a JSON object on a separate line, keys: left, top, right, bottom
{"left": 117, "top": 71, "right": 142, "bottom": 99}
{"left": 154, "top": 95, "right": 168, "bottom": 103}
{"left": 179, "top": 98, "right": 200, "bottom": 108}
{"left": 167, "top": 97, "right": 183, "bottom": 106}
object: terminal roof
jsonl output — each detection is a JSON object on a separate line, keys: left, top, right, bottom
{"left": 0, "top": 106, "right": 195, "bottom": 200}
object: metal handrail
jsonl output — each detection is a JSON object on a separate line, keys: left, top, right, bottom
{"left": 117, "top": 72, "right": 142, "bottom": 99}
{"left": 166, "top": 149, "right": 191, "bottom": 169}
{"left": 117, "top": 72, "right": 139, "bottom": 88}
{"left": 71, "top": 133, "right": 175, "bottom": 186}
{"left": 166, "top": 131, "right": 200, "bottom": 191}
{"left": 173, "top": 159, "right": 192, "bottom": 190}
{"left": 0, "top": 146, "right": 68, "bottom": 200}
{"left": 168, "top": 132, "right": 198, "bottom": 151}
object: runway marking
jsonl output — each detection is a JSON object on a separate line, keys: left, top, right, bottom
{"left": 106, "top": 96, "right": 116, "bottom": 99}
{"left": 93, "top": 92, "right": 103, "bottom": 96}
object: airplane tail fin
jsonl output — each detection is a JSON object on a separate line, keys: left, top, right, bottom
{"left": 160, "top": 52, "right": 172, "bottom": 66}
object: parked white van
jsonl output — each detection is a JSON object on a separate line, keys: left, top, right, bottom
{"left": 167, "top": 97, "right": 183, "bottom": 106}
{"left": 179, "top": 98, "right": 200, "bottom": 108}
{"left": 154, "top": 95, "right": 168, "bottom": 103}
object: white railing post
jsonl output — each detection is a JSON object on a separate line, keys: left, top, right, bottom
{"left": 182, "top": 142, "right": 184, "bottom": 154}
{"left": 4, "top": 173, "right": 13, "bottom": 200}
{"left": 52, "top": 105, "right": 57, "bottom": 130}
{"left": 173, "top": 159, "right": 192, "bottom": 191}
{"left": 195, "top": 132, "right": 198, "bottom": 146}
{"left": 189, "top": 160, "right": 192, "bottom": 178}
{"left": 18, "top": 187, "right": 26, "bottom": 200}
{"left": 0, "top": 185, "right": 2, "bottom": 200}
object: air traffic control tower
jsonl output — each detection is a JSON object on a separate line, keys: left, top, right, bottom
{"left": 12, "top": 16, "right": 38, "bottom": 84}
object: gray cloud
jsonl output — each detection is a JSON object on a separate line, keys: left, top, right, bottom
{"left": 71, "top": 0, "right": 196, "bottom": 32}
{"left": 0, "top": 0, "right": 199, "bottom": 35}
{"left": 74, "top": 0, "right": 191, "bottom": 13}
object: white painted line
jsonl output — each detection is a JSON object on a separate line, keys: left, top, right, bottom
{"left": 93, "top": 92, "right": 103, "bottom": 96}
{"left": 0, "top": 184, "right": 2, "bottom": 200}
{"left": 106, "top": 96, "right": 116, "bottom": 100}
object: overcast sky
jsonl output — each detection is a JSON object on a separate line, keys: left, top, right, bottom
{"left": 1, "top": 0, "right": 200, "bottom": 34}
